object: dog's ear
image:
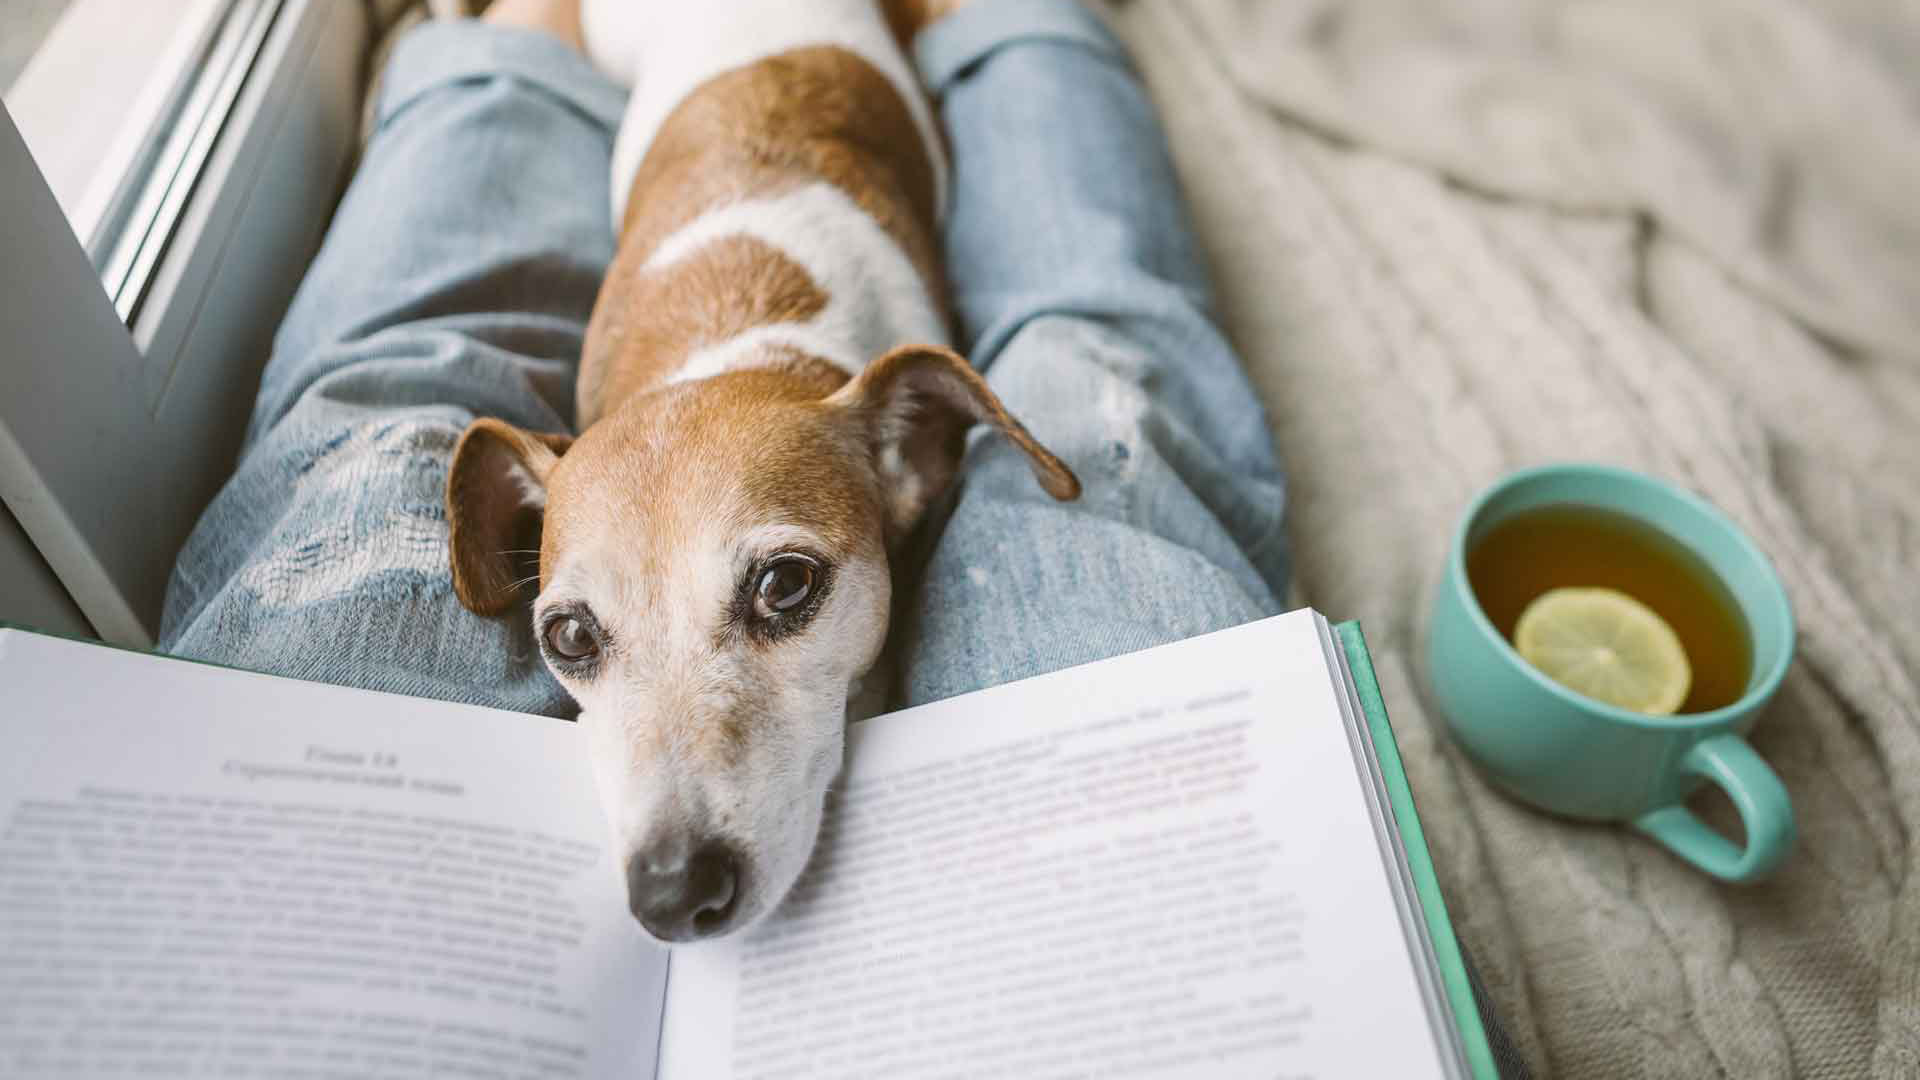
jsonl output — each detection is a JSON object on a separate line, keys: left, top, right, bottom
{"left": 829, "top": 344, "right": 1079, "bottom": 543}
{"left": 445, "top": 418, "right": 574, "bottom": 615}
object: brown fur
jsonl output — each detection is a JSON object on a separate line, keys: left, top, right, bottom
{"left": 879, "top": 0, "right": 966, "bottom": 49}
{"left": 580, "top": 236, "right": 832, "bottom": 420}
{"left": 579, "top": 45, "right": 944, "bottom": 426}
{"left": 545, "top": 345, "right": 1078, "bottom": 590}
{"left": 446, "top": 420, "right": 574, "bottom": 615}
{"left": 830, "top": 345, "right": 1082, "bottom": 543}
{"left": 544, "top": 369, "right": 887, "bottom": 588}
{"left": 447, "top": 19, "right": 1080, "bottom": 621}
{"left": 437, "top": 0, "right": 1092, "bottom": 945}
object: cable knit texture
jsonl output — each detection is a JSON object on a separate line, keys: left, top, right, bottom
{"left": 1107, "top": 2, "right": 1920, "bottom": 1075}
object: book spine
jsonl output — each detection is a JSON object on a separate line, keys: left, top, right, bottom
{"left": 1337, "top": 621, "right": 1498, "bottom": 1080}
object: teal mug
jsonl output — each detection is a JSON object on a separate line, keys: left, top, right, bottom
{"left": 1429, "top": 464, "right": 1796, "bottom": 882}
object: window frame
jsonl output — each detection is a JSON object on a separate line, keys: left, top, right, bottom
{"left": 6, "top": 0, "right": 234, "bottom": 257}
{"left": 0, "top": 0, "right": 367, "bottom": 645}
{"left": 96, "top": 0, "right": 291, "bottom": 325}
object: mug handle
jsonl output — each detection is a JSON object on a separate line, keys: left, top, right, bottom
{"left": 1633, "top": 733, "right": 1795, "bottom": 883}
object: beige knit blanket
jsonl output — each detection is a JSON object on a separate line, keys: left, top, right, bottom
{"left": 1106, "top": 1, "right": 1920, "bottom": 1075}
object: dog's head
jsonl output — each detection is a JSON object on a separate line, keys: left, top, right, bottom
{"left": 446, "top": 345, "right": 1077, "bottom": 943}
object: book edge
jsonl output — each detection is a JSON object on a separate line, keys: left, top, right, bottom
{"left": 0, "top": 620, "right": 573, "bottom": 729}
{"left": 0, "top": 618, "right": 276, "bottom": 681}
{"left": 1335, "top": 620, "right": 1498, "bottom": 1080}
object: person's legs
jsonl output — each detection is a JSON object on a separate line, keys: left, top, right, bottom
{"left": 895, "top": 0, "right": 1289, "bottom": 704}
{"left": 160, "top": 10, "right": 623, "bottom": 713}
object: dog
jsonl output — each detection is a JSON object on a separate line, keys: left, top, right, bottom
{"left": 444, "top": 0, "right": 1079, "bottom": 944}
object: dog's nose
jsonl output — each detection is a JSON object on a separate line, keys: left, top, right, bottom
{"left": 626, "top": 840, "right": 739, "bottom": 942}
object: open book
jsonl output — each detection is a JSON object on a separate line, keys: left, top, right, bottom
{"left": 0, "top": 611, "right": 1495, "bottom": 1078}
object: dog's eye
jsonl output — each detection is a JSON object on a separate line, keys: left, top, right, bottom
{"left": 544, "top": 615, "right": 599, "bottom": 662}
{"left": 754, "top": 558, "right": 816, "bottom": 618}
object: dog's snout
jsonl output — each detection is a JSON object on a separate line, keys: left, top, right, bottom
{"left": 627, "top": 839, "right": 740, "bottom": 942}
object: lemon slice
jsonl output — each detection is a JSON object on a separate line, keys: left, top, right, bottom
{"left": 1514, "top": 587, "right": 1692, "bottom": 715}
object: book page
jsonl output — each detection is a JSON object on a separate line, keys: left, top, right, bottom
{"left": 656, "top": 611, "right": 1450, "bottom": 1079}
{"left": 0, "top": 631, "right": 664, "bottom": 1079}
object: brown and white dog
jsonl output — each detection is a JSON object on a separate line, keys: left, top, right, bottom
{"left": 444, "top": 0, "right": 1078, "bottom": 943}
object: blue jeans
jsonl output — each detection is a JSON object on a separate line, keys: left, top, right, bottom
{"left": 159, "top": 0, "right": 1289, "bottom": 714}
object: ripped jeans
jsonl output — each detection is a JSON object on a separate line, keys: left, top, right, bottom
{"left": 160, "top": 0, "right": 1289, "bottom": 713}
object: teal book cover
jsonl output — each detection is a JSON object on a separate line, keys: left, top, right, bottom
{"left": 1337, "top": 620, "right": 1500, "bottom": 1080}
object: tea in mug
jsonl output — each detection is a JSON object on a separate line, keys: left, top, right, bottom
{"left": 1466, "top": 504, "right": 1752, "bottom": 713}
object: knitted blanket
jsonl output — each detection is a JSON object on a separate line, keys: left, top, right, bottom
{"left": 1107, "top": 2, "right": 1920, "bottom": 1075}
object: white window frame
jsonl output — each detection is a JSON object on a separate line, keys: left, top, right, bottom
{"left": 0, "top": 0, "right": 368, "bottom": 646}
{"left": 8, "top": 0, "right": 234, "bottom": 252}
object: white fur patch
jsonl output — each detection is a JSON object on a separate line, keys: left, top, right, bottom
{"left": 645, "top": 183, "right": 949, "bottom": 384}
{"left": 581, "top": 0, "right": 947, "bottom": 227}
{"left": 537, "top": 516, "right": 891, "bottom": 938}
{"left": 504, "top": 458, "right": 549, "bottom": 512}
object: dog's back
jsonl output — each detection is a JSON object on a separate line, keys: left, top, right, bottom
{"left": 577, "top": 0, "right": 950, "bottom": 426}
